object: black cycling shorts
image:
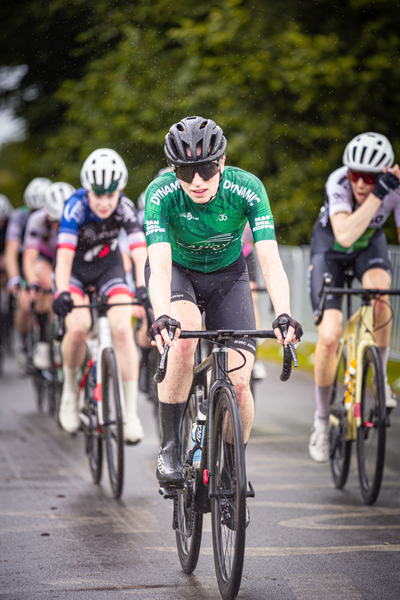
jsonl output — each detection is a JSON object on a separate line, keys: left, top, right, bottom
{"left": 245, "top": 249, "right": 257, "bottom": 284}
{"left": 145, "top": 253, "right": 256, "bottom": 354}
{"left": 69, "top": 249, "right": 132, "bottom": 298}
{"left": 308, "top": 228, "right": 392, "bottom": 312}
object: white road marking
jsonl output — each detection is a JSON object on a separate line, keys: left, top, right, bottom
{"left": 146, "top": 544, "right": 400, "bottom": 557}
{"left": 287, "top": 573, "right": 363, "bottom": 600}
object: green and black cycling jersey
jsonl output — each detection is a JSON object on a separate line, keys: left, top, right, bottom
{"left": 144, "top": 166, "right": 276, "bottom": 273}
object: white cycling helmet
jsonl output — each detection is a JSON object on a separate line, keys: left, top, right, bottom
{"left": 0, "top": 194, "right": 13, "bottom": 220}
{"left": 23, "top": 177, "right": 52, "bottom": 209}
{"left": 343, "top": 132, "right": 394, "bottom": 173}
{"left": 80, "top": 148, "right": 128, "bottom": 194}
{"left": 44, "top": 182, "right": 76, "bottom": 221}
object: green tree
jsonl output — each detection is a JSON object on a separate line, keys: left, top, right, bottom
{"left": 1, "top": 0, "right": 399, "bottom": 244}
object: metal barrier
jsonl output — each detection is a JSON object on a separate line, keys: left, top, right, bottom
{"left": 255, "top": 245, "right": 400, "bottom": 361}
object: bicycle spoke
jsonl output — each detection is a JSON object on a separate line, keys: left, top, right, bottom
{"left": 357, "top": 346, "right": 386, "bottom": 505}
{"left": 211, "top": 387, "right": 246, "bottom": 600}
{"left": 329, "top": 345, "right": 352, "bottom": 490}
{"left": 102, "top": 348, "right": 124, "bottom": 499}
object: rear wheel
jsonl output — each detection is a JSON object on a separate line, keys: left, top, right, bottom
{"left": 357, "top": 345, "right": 386, "bottom": 505}
{"left": 102, "top": 348, "right": 124, "bottom": 499}
{"left": 329, "top": 345, "right": 352, "bottom": 489}
{"left": 211, "top": 387, "right": 246, "bottom": 600}
{"left": 175, "top": 393, "right": 203, "bottom": 573}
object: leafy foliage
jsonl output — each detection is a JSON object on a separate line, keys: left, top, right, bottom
{"left": 1, "top": 0, "right": 399, "bottom": 244}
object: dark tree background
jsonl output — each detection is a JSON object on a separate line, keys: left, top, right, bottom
{"left": 1, "top": 0, "right": 399, "bottom": 244}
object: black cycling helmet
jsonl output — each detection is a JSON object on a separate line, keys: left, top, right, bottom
{"left": 164, "top": 116, "right": 227, "bottom": 166}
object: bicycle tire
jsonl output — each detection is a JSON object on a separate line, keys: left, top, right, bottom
{"left": 175, "top": 393, "right": 203, "bottom": 573}
{"left": 83, "top": 358, "right": 102, "bottom": 484}
{"left": 102, "top": 347, "right": 124, "bottom": 499}
{"left": 211, "top": 386, "right": 246, "bottom": 600}
{"left": 147, "top": 346, "right": 162, "bottom": 440}
{"left": 33, "top": 369, "right": 45, "bottom": 412}
{"left": 329, "top": 344, "right": 352, "bottom": 489}
{"left": 357, "top": 345, "right": 386, "bottom": 505}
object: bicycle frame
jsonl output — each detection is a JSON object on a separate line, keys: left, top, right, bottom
{"left": 78, "top": 307, "right": 126, "bottom": 427}
{"left": 334, "top": 300, "right": 376, "bottom": 439}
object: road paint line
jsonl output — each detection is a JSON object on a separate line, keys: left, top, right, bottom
{"left": 146, "top": 544, "right": 400, "bottom": 557}
{"left": 279, "top": 509, "right": 400, "bottom": 529}
{"left": 287, "top": 573, "right": 363, "bottom": 600}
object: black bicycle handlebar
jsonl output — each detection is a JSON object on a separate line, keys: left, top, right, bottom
{"left": 154, "top": 317, "right": 298, "bottom": 384}
{"left": 314, "top": 272, "right": 400, "bottom": 326}
{"left": 54, "top": 295, "right": 154, "bottom": 342}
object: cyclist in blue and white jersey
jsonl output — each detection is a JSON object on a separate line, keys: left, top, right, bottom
{"left": 144, "top": 116, "right": 302, "bottom": 490}
{"left": 53, "top": 149, "right": 147, "bottom": 444}
{"left": 4, "top": 177, "right": 52, "bottom": 373}
{"left": 308, "top": 132, "right": 400, "bottom": 463}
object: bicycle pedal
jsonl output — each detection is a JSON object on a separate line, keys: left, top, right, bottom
{"left": 158, "top": 486, "right": 174, "bottom": 499}
{"left": 246, "top": 480, "right": 255, "bottom": 498}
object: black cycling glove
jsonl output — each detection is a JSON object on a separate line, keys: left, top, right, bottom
{"left": 148, "top": 315, "right": 181, "bottom": 343}
{"left": 372, "top": 172, "right": 400, "bottom": 201}
{"left": 52, "top": 291, "right": 74, "bottom": 317}
{"left": 273, "top": 313, "right": 303, "bottom": 341}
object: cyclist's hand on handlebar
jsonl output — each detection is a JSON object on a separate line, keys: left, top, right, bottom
{"left": 52, "top": 291, "right": 74, "bottom": 317}
{"left": 272, "top": 313, "right": 303, "bottom": 345}
{"left": 28, "top": 280, "right": 40, "bottom": 302}
{"left": 147, "top": 314, "right": 181, "bottom": 354}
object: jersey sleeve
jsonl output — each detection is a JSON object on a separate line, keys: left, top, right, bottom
{"left": 243, "top": 173, "right": 276, "bottom": 243}
{"left": 118, "top": 196, "right": 146, "bottom": 251}
{"left": 326, "top": 167, "right": 353, "bottom": 217}
{"left": 57, "top": 190, "right": 86, "bottom": 252}
{"left": 23, "top": 210, "right": 43, "bottom": 251}
{"left": 392, "top": 191, "right": 400, "bottom": 228}
{"left": 5, "top": 208, "right": 29, "bottom": 244}
{"left": 143, "top": 180, "right": 171, "bottom": 246}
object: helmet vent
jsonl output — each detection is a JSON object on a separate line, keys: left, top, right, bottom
{"left": 375, "top": 154, "right": 387, "bottom": 168}
{"left": 360, "top": 147, "right": 367, "bottom": 163}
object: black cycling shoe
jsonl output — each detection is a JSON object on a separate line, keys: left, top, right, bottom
{"left": 222, "top": 498, "right": 250, "bottom": 531}
{"left": 156, "top": 441, "right": 184, "bottom": 487}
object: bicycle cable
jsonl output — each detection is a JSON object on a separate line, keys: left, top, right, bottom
{"left": 371, "top": 296, "right": 394, "bottom": 334}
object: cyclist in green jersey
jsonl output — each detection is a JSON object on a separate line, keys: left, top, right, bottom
{"left": 144, "top": 116, "right": 303, "bottom": 488}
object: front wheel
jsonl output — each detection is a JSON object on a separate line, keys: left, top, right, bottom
{"left": 102, "top": 348, "right": 124, "bottom": 499}
{"left": 211, "top": 386, "right": 246, "bottom": 600}
{"left": 329, "top": 345, "right": 352, "bottom": 489}
{"left": 357, "top": 345, "right": 386, "bottom": 505}
{"left": 82, "top": 358, "right": 102, "bottom": 484}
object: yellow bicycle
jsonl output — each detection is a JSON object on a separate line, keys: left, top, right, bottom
{"left": 315, "top": 272, "right": 400, "bottom": 505}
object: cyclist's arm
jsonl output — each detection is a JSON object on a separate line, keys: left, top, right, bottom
{"left": 130, "top": 245, "right": 147, "bottom": 288}
{"left": 148, "top": 242, "right": 176, "bottom": 350}
{"left": 55, "top": 247, "right": 75, "bottom": 292}
{"left": 22, "top": 247, "right": 40, "bottom": 286}
{"left": 330, "top": 197, "right": 381, "bottom": 248}
{"left": 4, "top": 240, "right": 21, "bottom": 289}
{"left": 255, "top": 239, "right": 295, "bottom": 343}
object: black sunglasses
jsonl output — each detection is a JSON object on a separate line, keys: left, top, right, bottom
{"left": 174, "top": 161, "right": 221, "bottom": 183}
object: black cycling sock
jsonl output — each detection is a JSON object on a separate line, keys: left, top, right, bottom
{"left": 159, "top": 401, "right": 185, "bottom": 448}
{"left": 37, "top": 313, "right": 49, "bottom": 342}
